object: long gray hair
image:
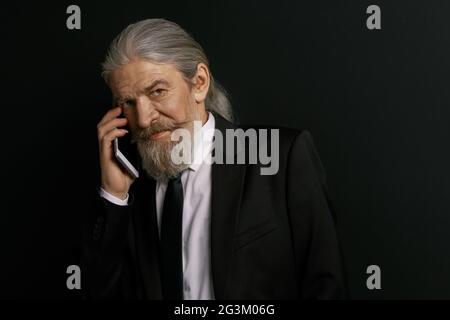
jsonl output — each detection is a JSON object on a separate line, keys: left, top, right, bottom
{"left": 101, "top": 18, "right": 234, "bottom": 123}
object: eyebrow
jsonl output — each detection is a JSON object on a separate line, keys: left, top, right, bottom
{"left": 144, "top": 79, "right": 169, "bottom": 92}
{"left": 114, "top": 79, "right": 170, "bottom": 104}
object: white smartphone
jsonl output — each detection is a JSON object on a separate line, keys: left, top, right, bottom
{"left": 114, "top": 136, "right": 139, "bottom": 179}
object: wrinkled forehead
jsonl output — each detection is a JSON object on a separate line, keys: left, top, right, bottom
{"left": 110, "top": 60, "right": 181, "bottom": 97}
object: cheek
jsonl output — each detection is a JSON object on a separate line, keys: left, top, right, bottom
{"left": 163, "top": 90, "right": 195, "bottom": 120}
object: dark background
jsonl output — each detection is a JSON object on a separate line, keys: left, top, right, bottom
{"left": 1, "top": 0, "right": 449, "bottom": 299}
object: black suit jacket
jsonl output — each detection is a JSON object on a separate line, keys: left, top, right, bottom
{"left": 82, "top": 113, "right": 347, "bottom": 299}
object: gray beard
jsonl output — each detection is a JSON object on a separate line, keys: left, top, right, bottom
{"left": 136, "top": 129, "right": 193, "bottom": 181}
{"left": 133, "top": 108, "right": 199, "bottom": 181}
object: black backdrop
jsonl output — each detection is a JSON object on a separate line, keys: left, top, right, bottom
{"left": 2, "top": 0, "right": 450, "bottom": 299}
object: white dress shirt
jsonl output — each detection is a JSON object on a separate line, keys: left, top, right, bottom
{"left": 100, "top": 112, "right": 216, "bottom": 300}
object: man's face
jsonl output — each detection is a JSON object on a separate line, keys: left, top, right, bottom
{"left": 110, "top": 59, "right": 199, "bottom": 138}
{"left": 110, "top": 59, "right": 204, "bottom": 180}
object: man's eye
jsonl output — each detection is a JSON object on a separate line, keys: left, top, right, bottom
{"left": 150, "top": 89, "right": 165, "bottom": 97}
{"left": 122, "top": 100, "right": 134, "bottom": 108}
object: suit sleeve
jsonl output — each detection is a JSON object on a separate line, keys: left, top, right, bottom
{"left": 81, "top": 191, "right": 135, "bottom": 299}
{"left": 286, "top": 130, "right": 348, "bottom": 299}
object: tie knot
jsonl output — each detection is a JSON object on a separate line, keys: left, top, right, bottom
{"left": 169, "top": 171, "right": 183, "bottom": 182}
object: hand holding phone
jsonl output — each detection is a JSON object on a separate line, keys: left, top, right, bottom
{"left": 97, "top": 106, "right": 137, "bottom": 200}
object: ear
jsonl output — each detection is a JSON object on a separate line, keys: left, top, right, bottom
{"left": 192, "top": 63, "right": 210, "bottom": 104}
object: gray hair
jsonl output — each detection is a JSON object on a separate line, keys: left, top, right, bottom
{"left": 101, "top": 18, "right": 234, "bottom": 123}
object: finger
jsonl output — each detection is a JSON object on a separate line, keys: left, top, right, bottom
{"left": 97, "top": 117, "right": 128, "bottom": 139}
{"left": 97, "top": 106, "right": 122, "bottom": 128}
{"left": 100, "top": 128, "right": 129, "bottom": 149}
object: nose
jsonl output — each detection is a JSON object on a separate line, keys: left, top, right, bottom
{"left": 135, "top": 96, "right": 159, "bottom": 128}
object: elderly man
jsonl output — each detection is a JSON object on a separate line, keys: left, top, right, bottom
{"left": 82, "top": 18, "right": 347, "bottom": 300}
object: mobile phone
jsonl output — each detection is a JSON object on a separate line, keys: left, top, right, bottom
{"left": 113, "top": 115, "right": 140, "bottom": 179}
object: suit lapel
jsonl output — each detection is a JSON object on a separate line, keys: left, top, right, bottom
{"left": 211, "top": 113, "right": 246, "bottom": 300}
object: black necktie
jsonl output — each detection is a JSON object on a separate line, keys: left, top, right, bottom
{"left": 160, "top": 172, "right": 184, "bottom": 300}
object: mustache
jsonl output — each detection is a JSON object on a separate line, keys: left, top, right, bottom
{"left": 134, "top": 118, "right": 192, "bottom": 141}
